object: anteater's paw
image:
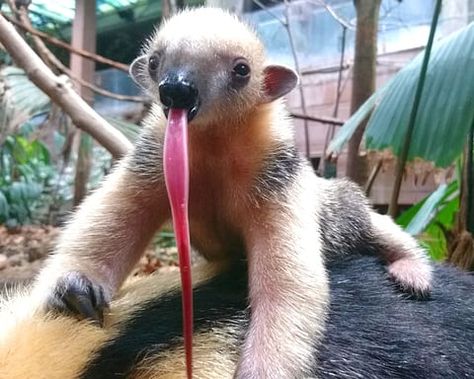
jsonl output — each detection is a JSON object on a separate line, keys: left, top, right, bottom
{"left": 388, "top": 258, "right": 432, "bottom": 299}
{"left": 45, "top": 271, "right": 108, "bottom": 326}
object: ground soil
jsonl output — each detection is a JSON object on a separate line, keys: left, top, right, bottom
{"left": 0, "top": 225, "right": 181, "bottom": 291}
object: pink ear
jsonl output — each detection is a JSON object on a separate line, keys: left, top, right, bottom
{"left": 262, "top": 65, "right": 298, "bottom": 103}
{"left": 129, "top": 55, "right": 150, "bottom": 89}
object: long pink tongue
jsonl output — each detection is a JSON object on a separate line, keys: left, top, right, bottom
{"left": 163, "top": 108, "right": 193, "bottom": 379}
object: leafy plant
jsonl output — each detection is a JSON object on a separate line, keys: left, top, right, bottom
{"left": 0, "top": 133, "right": 54, "bottom": 227}
{"left": 396, "top": 180, "right": 459, "bottom": 260}
{"left": 1, "top": 66, "right": 51, "bottom": 140}
{"left": 329, "top": 22, "right": 474, "bottom": 168}
{"left": 153, "top": 229, "right": 177, "bottom": 248}
{"left": 0, "top": 66, "right": 141, "bottom": 227}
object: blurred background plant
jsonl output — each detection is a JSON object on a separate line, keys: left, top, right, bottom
{"left": 0, "top": 66, "right": 116, "bottom": 228}
{"left": 0, "top": 131, "right": 53, "bottom": 228}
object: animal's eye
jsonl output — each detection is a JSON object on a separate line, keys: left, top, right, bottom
{"left": 149, "top": 55, "right": 159, "bottom": 72}
{"left": 233, "top": 62, "right": 250, "bottom": 77}
{"left": 231, "top": 58, "right": 251, "bottom": 89}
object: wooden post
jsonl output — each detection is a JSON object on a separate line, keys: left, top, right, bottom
{"left": 345, "top": 0, "right": 381, "bottom": 185}
{"left": 71, "top": 0, "right": 96, "bottom": 206}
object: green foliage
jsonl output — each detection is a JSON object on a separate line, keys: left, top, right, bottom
{"left": 328, "top": 22, "right": 474, "bottom": 260}
{"left": 329, "top": 22, "right": 474, "bottom": 168}
{"left": 0, "top": 133, "right": 54, "bottom": 227}
{"left": 0, "top": 66, "right": 141, "bottom": 227}
{"left": 1, "top": 66, "right": 51, "bottom": 132}
{"left": 154, "top": 230, "right": 177, "bottom": 248}
{"left": 328, "top": 89, "right": 385, "bottom": 155}
{"left": 396, "top": 180, "right": 459, "bottom": 260}
{"left": 0, "top": 49, "right": 13, "bottom": 66}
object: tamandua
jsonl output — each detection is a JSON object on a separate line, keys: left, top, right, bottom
{"left": 4, "top": 256, "right": 474, "bottom": 379}
{"left": 30, "top": 7, "right": 432, "bottom": 378}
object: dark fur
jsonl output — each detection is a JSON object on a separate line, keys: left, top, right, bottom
{"left": 254, "top": 144, "right": 303, "bottom": 200}
{"left": 318, "top": 179, "right": 379, "bottom": 259}
{"left": 80, "top": 255, "right": 474, "bottom": 378}
{"left": 81, "top": 267, "right": 248, "bottom": 378}
{"left": 316, "top": 257, "right": 474, "bottom": 378}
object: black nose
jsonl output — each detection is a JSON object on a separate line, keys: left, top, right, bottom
{"left": 158, "top": 79, "right": 198, "bottom": 109}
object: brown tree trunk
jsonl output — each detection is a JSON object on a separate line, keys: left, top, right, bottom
{"left": 73, "top": 133, "right": 93, "bottom": 207}
{"left": 345, "top": 0, "right": 381, "bottom": 185}
{"left": 71, "top": 0, "right": 96, "bottom": 207}
{"left": 447, "top": 126, "right": 474, "bottom": 271}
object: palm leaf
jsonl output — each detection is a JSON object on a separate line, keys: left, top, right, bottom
{"left": 1, "top": 67, "right": 140, "bottom": 144}
{"left": 105, "top": 117, "right": 140, "bottom": 143}
{"left": 396, "top": 179, "right": 459, "bottom": 260}
{"left": 0, "top": 66, "right": 50, "bottom": 134}
{"left": 329, "top": 22, "right": 474, "bottom": 167}
{"left": 397, "top": 180, "right": 458, "bottom": 236}
{"left": 327, "top": 89, "right": 384, "bottom": 154}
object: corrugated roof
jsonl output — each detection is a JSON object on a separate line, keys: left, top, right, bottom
{"left": 24, "top": 0, "right": 141, "bottom": 28}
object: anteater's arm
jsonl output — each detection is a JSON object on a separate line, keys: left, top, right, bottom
{"left": 32, "top": 160, "right": 169, "bottom": 320}
{"left": 237, "top": 172, "right": 328, "bottom": 378}
{"left": 370, "top": 212, "right": 432, "bottom": 295}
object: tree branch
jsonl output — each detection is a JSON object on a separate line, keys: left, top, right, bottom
{"left": 1, "top": 11, "right": 129, "bottom": 72}
{"left": 364, "top": 158, "right": 382, "bottom": 196}
{"left": 290, "top": 112, "right": 344, "bottom": 126}
{"left": 0, "top": 13, "right": 133, "bottom": 158}
{"left": 282, "top": 0, "right": 310, "bottom": 158}
{"left": 309, "top": 0, "right": 355, "bottom": 30}
{"left": 14, "top": 7, "right": 148, "bottom": 103}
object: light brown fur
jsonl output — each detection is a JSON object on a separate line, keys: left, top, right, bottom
{"left": 0, "top": 263, "right": 227, "bottom": 379}
{"left": 31, "top": 165, "right": 170, "bottom": 301}
{"left": 0, "top": 299, "right": 110, "bottom": 379}
{"left": 187, "top": 103, "right": 281, "bottom": 258}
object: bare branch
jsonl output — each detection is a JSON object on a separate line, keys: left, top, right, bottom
{"left": 66, "top": 72, "right": 150, "bottom": 103}
{"left": 251, "top": 0, "right": 312, "bottom": 157}
{"left": 14, "top": 7, "right": 148, "bottom": 103}
{"left": 309, "top": 0, "right": 355, "bottom": 30}
{"left": 0, "top": 13, "right": 133, "bottom": 158}
{"left": 251, "top": 0, "right": 286, "bottom": 26}
{"left": 282, "top": 0, "right": 310, "bottom": 158}
{"left": 290, "top": 112, "right": 344, "bottom": 126}
{"left": 1, "top": 11, "right": 130, "bottom": 72}
{"left": 364, "top": 158, "right": 382, "bottom": 196}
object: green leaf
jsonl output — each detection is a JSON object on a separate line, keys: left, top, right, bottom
{"left": 8, "top": 181, "right": 43, "bottom": 202}
{"left": 404, "top": 181, "right": 457, "bottom": 236}
{"left": 329, "top": 22, "right": 474, "bottom": 167}
{"left": 420, "top": 193, "right": 459, "bottom": 261}
{"left": 11, "top": 136, "right": 30, "bottom": 164}
{"left": 396, "top": 179, "right": 459, "bottom": 261}
{"left": 30, "top": 140, "right": 51, "bottom": 165}
{"left": 328, "top": 87, "right": 387, "bottom": 155}
{"left": 1, "top": 67, "right": 51, "bottom": 131}
{"left": 0, "top": 190, "right": 9, "bottom": 220}
{"left": 7, "top": 203, "right": 27, "bottom": 225}
{"left": 397, "top": 180, "right": 458, "bottom": 234}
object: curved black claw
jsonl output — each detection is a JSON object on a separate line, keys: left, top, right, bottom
{"left": 47, "top": 271, "right": 108, "bottom": 327}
